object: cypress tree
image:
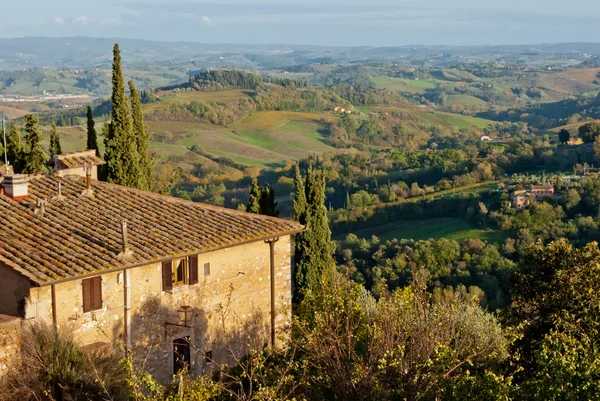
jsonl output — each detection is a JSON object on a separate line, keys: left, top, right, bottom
{"left": 104, "top": 43, "right": 140, "bottom": 187}
{"left": 7, "top": 122, "right": 24, "bottom": 173}
{"left": 293, "top": 164, "right": 307, "bottom": 223}
{"left": 260, "top": 184, "right": 279, "bottom": 217}
{"left": 22, "top": 114, "right": 48, "bottom": 174}
{"left": 129, "top": 80, "right": 152, "bottom": 190}
{"left": 246, "top": 177, "right": 262, "bottom": 214}
{"left": 86, "top": 105, "right": 99, "bottom": 156}
{"left": 293, "top": 165, "right": 335, "bottom": 303}
{"left": 49, "top": 123, "right": 62, "bottom": 159}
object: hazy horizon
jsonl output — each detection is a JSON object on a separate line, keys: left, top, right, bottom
{"left": 3, "top": 0, "right": 600, "bottom": 47}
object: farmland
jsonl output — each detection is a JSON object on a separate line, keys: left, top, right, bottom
{"left": 346, "top": 218, "right": 507, "bottom": 244}
{"left": 146, "top": 111, "right": 338, "bottom": 168}
{"left": 371, "top": 76, "right": 437, "bottom": 93}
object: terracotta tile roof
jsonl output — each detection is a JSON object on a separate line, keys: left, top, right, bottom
{"left": 0, "top": 175, "right": 303, "bottom": 286}
{"left": 54, "top": 150, "right": 105, "bottom": 169}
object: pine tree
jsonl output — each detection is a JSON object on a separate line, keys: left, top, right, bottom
{"left": 49, "top": 123, "right": 62, "bottom": 159}
{"left": 22, "top": 114, "right": 48, "bottom": 174}
{"left": 86, "top": 106, "right": 99, "bottom": 156}
{"left": 104, "top": 43, "right": 140, "bottom": 187}
{"left": 246, "top": 177, "right": 261, "bottom": 214}
{"left": 293, "top": 165, "right": 335, "bottom": 303}
{"left": 6, "top": 122, "right": 24, "bottom": 173}
{"left": 260, "top": 184, "right": 279, "bottom": 217}
{"left": 129, "top": 80, "right": 152, "bottom": 190}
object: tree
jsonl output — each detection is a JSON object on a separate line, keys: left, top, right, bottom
{"left": 260, "top": 184, "right": 279, "bottom": 217}
{"left": 6, "top": 122, "right": 24, "bottom": 173}
{"left": 578, "top": 122, "right": 600, "bottom": 144}
{"left": 21, "top": 114, "right": 48, "bottom": 174}
{"left": 510, "top": 239, "right": 600, "bottom": 400}
{"left": 86, "top": 106, "right": 99, "bottom": 156}
{"left": 104, "top": 43, "right": 140, "bottom": 187}
{"left": 129, "top": 80, "right": 152, "bottom": 190}
{"left": 293, "top": 165, "right": 336, "bottom": 302}
{"left": 246, "top": 178, "right": 261, "bottom": 214}
{"left": 294, "top": 271, "right": 509, "bottom": 401}
{"left": 558, "top": 129, "right": 570, "bottom": 144}
{"left": 48, "top": 124, "right": 62, "bottom": 159}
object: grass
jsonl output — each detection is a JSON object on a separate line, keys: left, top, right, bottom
{"left": 348, "top": 218, "right": 506, "bottom": 244}
{"left": 146, "top": 111, "right": 337, "bottom": 168}
{"left": 371, "top": 76, "right": 437, "bottom": 93}
{"left": 415, "top": 110, "right": 494, "bottom": 129}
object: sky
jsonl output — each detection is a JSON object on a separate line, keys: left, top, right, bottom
{"left": 2, "top": 0, "right": 600, "bottom": 47}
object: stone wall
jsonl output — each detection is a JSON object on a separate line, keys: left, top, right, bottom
{"left": 24, "top": 235, "right": 293, "bottom": 383}
{"left": 0, "top": 315, "right": 21, "bottom": 376}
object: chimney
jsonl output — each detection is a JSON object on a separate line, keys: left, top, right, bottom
{"left": 118, "top": 220, "right": 134, "bottom": 260}
{"left": 80, "top": 162, "right": 94, "bottom": 198}
{"left": 3, "top": 174, "right": 29, "bottom": 200}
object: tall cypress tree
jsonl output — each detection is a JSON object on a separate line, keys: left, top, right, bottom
{"left": 22, "top": 114, "right": 48, "bottom": 174}
{"left": 7, "top": 122, "right": 24, "bottom": 173}
{"left": 129, "top": 80, "right": 152, "bottom": 190}
{"left": 86, "top": 105, "right": 99, "bottom": 156}
{"left": 49, "top": 123, "right": 62, "bottom": 159}
{"left": 246, "top": 177, "right": 262, "bottom": 214}
{"left": 104, "top": 43, "right": 140, "bottom": 187}
{"left": 293, "top": 165, "right": 335, "bottom": 303}
{"left": 260, "top": 184, "right": 279, "bottom": 217}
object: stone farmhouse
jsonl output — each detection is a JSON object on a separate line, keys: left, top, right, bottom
{"left": 0, "top": 152, "right": 303, "bottom": 381}
{"left": 510, "top": 184, "right": 555, "bottom": 210}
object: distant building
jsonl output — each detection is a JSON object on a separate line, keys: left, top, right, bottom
{"left": 480, "top": 136, "right": 491, "bottom": 141}
{"left": 510, "top": 185, "right": 555, "bottom": 210}
{"left": 568, "top": 137, "right": 583, "bottom": 145}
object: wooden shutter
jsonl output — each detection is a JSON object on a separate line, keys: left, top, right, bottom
{"left": 92, "top": 277, "right": 102, "bottom": 310}
{"left": 162, "top": 260, "right": 173, "bottom": 291}
{"left": 189, "top": 255, "right": 199, "bottom": 285}
{"left": 82, "top": 279, "right": 92, "bottom": 312}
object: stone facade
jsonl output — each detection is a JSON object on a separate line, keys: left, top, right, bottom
{"left": 0, "top": 316, "right": 20, "bottom": 375}
{"left": 2, "top": 236, "right": 293, "bottom": 382}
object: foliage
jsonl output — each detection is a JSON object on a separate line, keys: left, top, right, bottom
{"left": 294, "top": 270, "right": 510, "bottom": 401}
{"left": 104, "top": 43, "right": 141, "bottom": 187}
{"left": 578, "top": 121, "right": 600, "bottom": 143}
{"left": 0, "top": 322, "right": 128, "bottom": 401}
{"left": 558, "top": 128, "right": 570, "bottom": 144}
{"left": 48, "top": 123, "right": 62, "bottom": 159}
{"left": 246, "top": 177, "right": 262, "bottom": 214}
{"left": 86, "top": 105, "right": 100, "bottom": 156}
{"left": 510, "top": 239, "right": 600, "bottom": 399}
{"left": 294, "top": 165, "right": 336, "bottom": 302}
{"left": 6, "top": 121, "right": 24, "bottom": 172}
{"left": 21, "top": 114, "right": 48, "bottom": 174}
{"left": 130, "top": 80, "right": 153, "bottom": 190}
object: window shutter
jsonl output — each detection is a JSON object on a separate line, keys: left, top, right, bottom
{"left": 162, "top": 260, "right": 173, "bottom": 291}
{"left": 82, "top": 279, "right": 92, "bottom": 312}
{"left": 189, "top": 255, "right": 199, "bottom": 285}
{"left": 92, "top": 277, "right": 102, "bottom": 310}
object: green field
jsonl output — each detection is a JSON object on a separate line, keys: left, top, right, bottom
{"left": 146, "top": 111, "right": 337, "bottom": 168}
{"left": 371, "top": 76, "right": 437, "bottom": 93}
{"left": 415, "top": 111, "right": 494, "bottom": 129}
{"left": 348, "top": 218, "right": 506, "bottom": 244}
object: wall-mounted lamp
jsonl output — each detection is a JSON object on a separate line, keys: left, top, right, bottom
{"left": 165, "top": 305, "right": 194, "bottom": 328}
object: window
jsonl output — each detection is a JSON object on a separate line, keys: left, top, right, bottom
{"left": 162, "top": 256, "right": 200, "bottom": 291}
{"left": 173, "top": 258, "right": 188, "bottom": 286}
{"left": 82, "top": 276, "right": 102, "bottom": 312}
{"left": 204, "top": 350, "right": 213, "bottom": 363}
{"left": 173, "top": 336, "right": 191, "bottom": 374}
{"left": 204, "top": 262, "right": 211, "bottom": 276}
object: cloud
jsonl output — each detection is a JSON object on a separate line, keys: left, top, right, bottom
{"left": 202, "top": 16, "right": 213, "bottom": 26}
{"left": 72, "top": 16, "right": 95, "bottom": 25}
{"left": 54, "top": 17, "right": 66, "bottom": 25}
